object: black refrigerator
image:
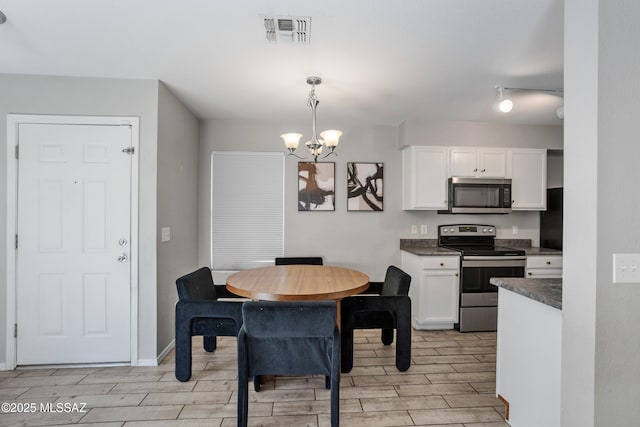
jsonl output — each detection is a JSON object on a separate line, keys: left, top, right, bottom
{"left": 540, "top": 187, "right": 563, "bottom": 250}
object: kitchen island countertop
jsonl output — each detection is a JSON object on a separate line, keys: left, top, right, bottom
{"left": 490, "top": 277, "right": 562, "bottom": 310}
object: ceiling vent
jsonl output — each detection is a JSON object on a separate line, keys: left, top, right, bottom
{"left": 262, "top": 16, "right": 311, "bottom": 44}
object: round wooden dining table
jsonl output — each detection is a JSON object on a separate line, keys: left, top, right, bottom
{"left": 226, "top": 264, "right": 370, "bottom": 302}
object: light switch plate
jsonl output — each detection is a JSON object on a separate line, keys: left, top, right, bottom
{"left": 161, "top": 227, "right": 171, "bottom": 242}
{"left": 420, "top": 224, "right": 428, "bottom": 235}
{"left": 613, "top": 253, "right": 640, "bottom": 283}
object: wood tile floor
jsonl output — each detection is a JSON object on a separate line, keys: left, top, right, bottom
{"left": 0, "top": 329, "right": 508, "bottom": 426}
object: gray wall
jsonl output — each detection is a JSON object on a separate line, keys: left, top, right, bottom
{"left": 0, "top": 74, "right": 160, "bottom": 363}
{"left": 198, "top": 119, "right": 557, "bottom": 281}
{"left": 563, "top": 0, "right": 640, "bottom": 425}
{"left": 400, "top": 120, "right": 563, "bottom": 149}
{"left": 156, "top": 82, "right": 200, "bottom": 355}
{"left": 547, "top": 150, "right": 564, "bottom": 188}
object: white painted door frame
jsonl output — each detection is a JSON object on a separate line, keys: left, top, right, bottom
{"left": 5, "top": 114, "right": 139, "bottom": 370}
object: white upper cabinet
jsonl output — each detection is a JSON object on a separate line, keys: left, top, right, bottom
{"left": 402, "top": 145, "right": 547, "bottom": 211}
{"left": 450, "top": 148, "right": 507, "bottom": 178}
{"left": 402, "top": 146, "right": 449, "bottom": 210}
{"left": 508, "top": 149, "right": 547, "bottom": 210}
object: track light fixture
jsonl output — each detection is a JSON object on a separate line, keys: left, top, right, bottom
{"left": 496, "top": 86, "right": 513, "bottom": 113}
{"left": 495, "top": 86, "right": 564, "bottom": 115}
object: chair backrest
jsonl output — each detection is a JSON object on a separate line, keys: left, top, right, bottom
{"left": 176, "top": 267, "right": 217, "bottom": 301}
{"left": 240, "top": 301, "right": 338, "bottom": 376}
{"left": 380, "top": 265, "right": 411, "bottom": 296}
{"left": 275, "top": 257, "right": 323, "bottom": 266}
{"left": 242, "top": 301, "right": 336, "bottom": 337}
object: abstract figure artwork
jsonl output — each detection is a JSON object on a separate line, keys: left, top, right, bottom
{"left": 347, "top": 162, "right": 383, "bottom": 211}
{"left": 298, "top": 162, "right": 335, "bottom": 211}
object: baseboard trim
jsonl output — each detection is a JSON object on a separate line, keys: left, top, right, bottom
{"left": 157, "top": 339, "right": 175, "bottom": 364}
{"left": 136, "top": 339, "right": 175, "bottom": 367}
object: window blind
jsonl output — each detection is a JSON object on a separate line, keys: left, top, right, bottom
{"left": 211, "top": 152, "right": 284, "bottom": 271}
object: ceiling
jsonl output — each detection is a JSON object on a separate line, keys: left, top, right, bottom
{"left": 0, "top": 0, "right": 564, "bottom": 127}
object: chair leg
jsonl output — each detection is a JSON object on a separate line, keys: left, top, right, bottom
{"left": 325, "top": 375, "right": 330, "bottom": 389}
{"left": 254, "top": 375, "right": 262, "bottom": 392}
{"left": 340, "top": 327, "right": 354, "bottom": 373}
{"left": 175, "top": 316, "right": 193, "bottom": 382}
{"left": 395, "top": 321, "right": 411, "bottom": 372}
{"left": 330, "top": 372, "right": 340, "bottom": 426}
{"left": 238, "top": 373, "right": 249, "bottom": 427}
{"left": 203, "top": 335, "right": 217, "bottom": 352}
{"left": 381, "top": 328, "right": 394, "bottom": 345}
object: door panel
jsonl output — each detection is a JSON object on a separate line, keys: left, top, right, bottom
{"left": 17, "top": 123, "right": 132, "bottom": 365}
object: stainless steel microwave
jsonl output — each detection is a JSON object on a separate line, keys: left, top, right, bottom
{"left": 445, "top": 177, "right": 512, "bottom": 214}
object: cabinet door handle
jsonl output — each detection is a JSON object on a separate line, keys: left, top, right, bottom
{"left": 473, "top": 168, "right": 478, "bottom": 172}
{"left": 440, "top": 262, "right": 444, "bottom": 266}
{"left": 481, "top": 168, "right": 486, "bottom": 173}
{"left": 528, "top": 272, "right": 533, "bottom": 276}
{"left": 546, "top": 261, "right": 551, "bottom": 265}
{"left": 455, "top": 273, "right": 459, "bottom": 277}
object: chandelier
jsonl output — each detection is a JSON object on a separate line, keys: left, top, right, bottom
{"left": 281, "top": 76, "right": 342, "bottom": 162}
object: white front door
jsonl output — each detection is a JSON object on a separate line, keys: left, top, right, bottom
{"left": 16, "top": 122, "right": 132, "bottom": 364}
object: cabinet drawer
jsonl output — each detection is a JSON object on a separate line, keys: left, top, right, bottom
{"left": 526, "top": 269, "right": 562, "bottom": 279}
{"left": 422, "top": 256, "right": 460, "bottom": 269}
{"left": 526, "top": 256, "right": 562, "bottom": 269}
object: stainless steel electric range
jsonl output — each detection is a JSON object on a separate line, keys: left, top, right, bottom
{"left": 438, "top": 224, "right": 526, "bottom": 332}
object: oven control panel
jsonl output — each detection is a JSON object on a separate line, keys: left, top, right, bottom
{"left": 438, "top": 224, "right": 496, "bottom": 237}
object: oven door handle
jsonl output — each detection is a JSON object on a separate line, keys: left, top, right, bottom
{"left": 462, "top": 258, "right": 526, "bottom": 268}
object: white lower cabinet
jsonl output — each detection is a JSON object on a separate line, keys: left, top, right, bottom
{"left": 402, "top": 252, "right": 460, "bottom": 329}
{"left": 526, "top": 255, "right": 562, "bottom": 278}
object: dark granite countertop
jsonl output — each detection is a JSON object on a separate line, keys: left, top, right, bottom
{"left": 519, "top": 247, "right": 563, "bottom": 256}
{"left": 401, "top": 239, "right": 562, "bottom": 256}
{"left": 399, "top": 239, "right": 461, "bottom": 256}
{"left": 496, "top": 239, "right": 562, "bottom": 255}
{"left": 490, "top": 277, "right": 562, "bottom": 310}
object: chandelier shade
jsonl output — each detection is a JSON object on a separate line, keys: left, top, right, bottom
{"left": 281, "top": 76, "right": 342, "bottom": 162}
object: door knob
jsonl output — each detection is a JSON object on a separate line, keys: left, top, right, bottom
{"left": 117, "top": 253, "right": 128, "bottom": 263}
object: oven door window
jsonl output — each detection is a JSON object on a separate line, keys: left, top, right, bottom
{"left": 461, "top": 265, "right": 524, "bottom": 293}
{"left": 453, "top": 184, "right": 501, "bottom": 208}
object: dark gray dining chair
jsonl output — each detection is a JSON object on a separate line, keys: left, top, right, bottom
{"left": 237, "top": 300, "right": 340, "bottom": 427}
{"left": 275, "top": 256, "right": 323, "bottom": 265}
{"left": 174, "top": 267, "right": 243, "bottom": 382}
{"left": 341, "top": 265, "right": 412, "bottom": 373}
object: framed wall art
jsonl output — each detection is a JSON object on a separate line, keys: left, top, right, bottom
{"left": 298, "top": 162, "right": 335, "bottom": 211}
{"left": 347, "top": 162, "right": 383, "bottom": 211}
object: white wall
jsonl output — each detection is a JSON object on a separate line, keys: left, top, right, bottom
{"left": 594, "top": 0, "right": 640, "bottom": 424}
{"left": 156, "top": 82, "right": 200, "bottom": 356}
{"left": 0, "top": 74, "right": 160, "bottom": 363}
{"left": 563, "top": 1, "right": 640, "bottom": 425}
{"left": 198, "top": 119, "right": 553, "bottom": 282}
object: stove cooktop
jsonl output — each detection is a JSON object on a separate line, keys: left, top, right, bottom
{"left": 439, "top": 245, "right": 526, "bottom": 257}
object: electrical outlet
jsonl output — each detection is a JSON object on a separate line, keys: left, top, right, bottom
{"left": 512, "top": 225, "right": 518, "bottom": 235}
{"left": 420, "top": 224, "right": 428, "bottom": 235}
{"left": 411, "top": 224, "right": 418, "bottom": 234}
{"left": 613, "top": 253, "right": 640, "bottom": 283}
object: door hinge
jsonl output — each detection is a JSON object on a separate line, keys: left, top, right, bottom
{"left": 15, "top": 234, "right": 18, "bottom": 249}
{"left": 14, "top": 323, "right": 17, "bottom": 338}
{"left": 15, "top": 145, "right": 19, "bottom": 159}
{"left": 122, "top": 147, "right": 135, "bottom": 155}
